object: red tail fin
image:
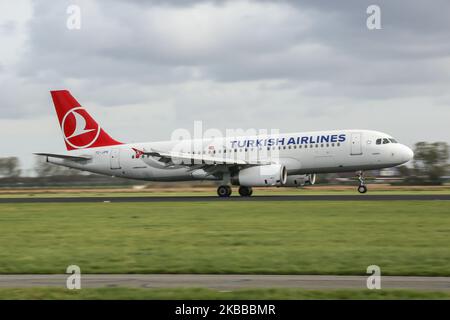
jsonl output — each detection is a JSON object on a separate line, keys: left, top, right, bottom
{"left": 50, "top": 90, "right": 122, "bottom": 151}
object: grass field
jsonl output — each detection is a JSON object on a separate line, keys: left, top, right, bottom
{"left": 0, "top": 201, "right": 448, "bottom": 275}
{"left": 0, "top": 287, "right": 448, "bottom": 300}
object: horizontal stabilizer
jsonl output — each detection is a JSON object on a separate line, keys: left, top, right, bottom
{"left": 34, "top": 153, "right": 92, "bottom": 161}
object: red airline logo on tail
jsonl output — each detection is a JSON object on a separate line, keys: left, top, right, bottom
{"left": 62, "top": 107, "right": 101, "bottom": 149}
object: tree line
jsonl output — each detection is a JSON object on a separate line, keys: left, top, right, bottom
{"left": 0, "top": 157, "right": 81, "bottom": 178}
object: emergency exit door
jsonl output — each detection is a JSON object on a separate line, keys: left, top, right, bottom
{"left": 110, "top": 148, "right": 121, "bottom": 169}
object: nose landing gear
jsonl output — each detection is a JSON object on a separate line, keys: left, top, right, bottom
{"left": 358, "top": 185, "right": 368, "bottom": 193}
{"left": 357, "top": 171, "right": 368, "bottom": 194}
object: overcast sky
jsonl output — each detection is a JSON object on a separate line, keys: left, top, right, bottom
{"left": 1, "top": 0, "right": 449, "bottom": 174}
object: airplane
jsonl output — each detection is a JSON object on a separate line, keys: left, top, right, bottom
{"left": 35, "top": 90, "right": 414, "bottom": 197}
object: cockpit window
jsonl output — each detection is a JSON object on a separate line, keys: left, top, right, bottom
{"left": 376, "top": 137, "right": 398, "bottom": 145}
{"left": 377, "top": 137, "right": 398, "bottom": 145}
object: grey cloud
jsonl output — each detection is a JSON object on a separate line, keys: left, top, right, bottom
{"left": 0, "top": 21, "right": 17, "bottom": 34}
{"left": 2, "top": 0, "right": 448, "bottom": 115}
{"left": 18, "top": 0, "right": 450, "bottom": 90}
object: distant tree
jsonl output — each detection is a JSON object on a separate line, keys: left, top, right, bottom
{"left": 0, "top": 157, "right": 21, "bottom": 177}
{"left": 413, "top": 142, "right": 449, "bottom": 182}
{"left": 34, "top": 156, "right": 82, "bottom": 177}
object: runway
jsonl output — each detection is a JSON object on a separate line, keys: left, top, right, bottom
{"left": 0, "top": 274, "right": 448, "bottom": 291}
{"left": 0, "top": 194, "right": 449, "bottom": 203}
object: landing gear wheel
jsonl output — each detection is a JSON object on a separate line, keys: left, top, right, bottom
{"left": 217, "top": 185, "right": 232, "bottom": 197}
{"left": 358, "top": 185, "right": 368, "bottom": 194}
{"left": 356, "top": 171, "right": 368, "bottom": 194}
{"left": 238, "top": 186, "right": 253, "bottom": 197}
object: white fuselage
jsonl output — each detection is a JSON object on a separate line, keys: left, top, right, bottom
{"left": 48, "top": 129, "right": 413, "bottom": 183}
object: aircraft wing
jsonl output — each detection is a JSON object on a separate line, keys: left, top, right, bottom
{"left": 145, "top": 150, "right": 272, "bottom": 166}
{"left": 34, "top": 153, "right": 92, "bottom": 161}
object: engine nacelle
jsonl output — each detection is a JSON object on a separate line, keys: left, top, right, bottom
{"left": 231, "top": 164, "right": 287, "bottom": 187}
{"left": 284, "top": 174, "right": 316, "bottom": 187}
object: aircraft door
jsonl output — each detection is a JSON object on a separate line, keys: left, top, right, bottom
{"left": 350, "top": 132, "right": 363, "bottom": 155}
{"left": 110, "top": 148, "right": 121, "bottom": 169}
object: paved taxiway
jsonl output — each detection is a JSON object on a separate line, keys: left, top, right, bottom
{"left": 0, "top": 194, "right": 449, "bottom": 203}
{"left": 0, "top": 274, "right": 449, "bottom": 290}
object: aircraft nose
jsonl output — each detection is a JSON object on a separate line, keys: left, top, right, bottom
{"left": 400, "top": 144, "right": 414, "bottom": 163}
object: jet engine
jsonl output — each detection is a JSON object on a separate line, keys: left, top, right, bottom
{"left": 231, "top": 164, "right": 287, "bottom": 187}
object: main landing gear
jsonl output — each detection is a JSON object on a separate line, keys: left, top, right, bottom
{"left": 216, "top": 185, "right": 253, "bottom": 197}
{"left": 217, "top": 185, "right": 232, "bottom": 197}
{"left": 357, "top": 171, "right": 368, "bottom": 194}
{"left": 238, "top": 186, "right": 253, "bottom": 197}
